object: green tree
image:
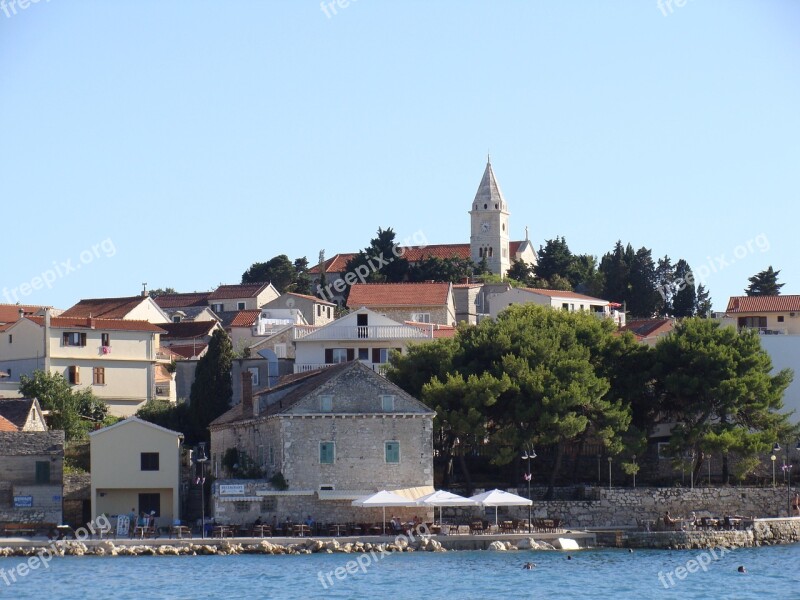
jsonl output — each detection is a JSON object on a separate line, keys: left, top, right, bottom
{"left": 241, "top": 255, "right": 297, "bottom": 292}
{"left": 671, "top": 259, "right": 697, "bottom": 318}
{"left": 600, "top": 241, "right": 633, "bottom": 304}
{"left": 745, "top": 266, "right": 785, "bottom": 296}
{"left": 654, "top": 255, "right": 674, "bottom": 317}
{"left": 506, "top": 258, "right": 534, "bottom": 284}
{"left": 19, "top": 371, "right": 107, "bottom": 440}
{"left": 568, "top": 254, "right": 604, "bottom": 297}
{"left": 137, "top": 400, "right": 195, "bottom": 441}
{"left": 695, "top": 284, "right": 712, "bottom": 318}
{"left": 189, "top": 329, "right": 234, "bottom": 440}
{"left": 293, "top": 257, "right": 312, "bottom": 295}
{"left": 627, "top": 247, "right": 659, "bottom": 318}
{"left": 653, "top": 318, "right": 793, "bottom": 483}
{"left": 409, "top": 256, "right": 476, "bottom": 283}
{"left": 535, "top": 237, "right": 573, "bottom": 284}
{"left": 148, "top": 287, "right": 177, "bottom": 298}
{"left": 316, "top": 250, "right": 328, "bottom": 299}
{"left": 343, "top": 228, "right": 410, "bottom": 292}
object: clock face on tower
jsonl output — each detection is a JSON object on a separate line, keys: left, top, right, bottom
{"left": 480, "top": 221, "right": 490, "bottom": 233}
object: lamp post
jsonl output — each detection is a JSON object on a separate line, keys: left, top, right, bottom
{"left": 196, "top": 442, "right": 208, "bottom": 539}
{"left": 632, "top": 455, "right": 637, "bottom": 489}
{"left": 608, "top": 456, "right": 612, "bottom": 490}
{"left": 771, "top": 454, "right": 777, "bottom": 487}
{"left": 521, "top": 446, "right": 536, "bottom": 533}
{"left": 597, "top": 453, "right": 602, "bottom": 483}
{"left": 773, "top": 440, "right": 800, "bottom": 517}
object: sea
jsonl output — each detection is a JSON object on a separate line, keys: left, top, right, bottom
{"left": 1, "top": 544, "right": 798, "bottom": 599}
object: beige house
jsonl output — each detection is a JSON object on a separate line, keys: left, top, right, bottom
{"left": 207, "top": 283, "right": 279, "bottom": 313}
{"left": 484, "top": 285, "right": 626, "bottom": 326}
{"left": 209, "top": 362, "right": 435, "bottom": 524}
{"left": 0, "top": 313, "right": 167, "bottom": 417}
{"left": 89, "top": 417, "right": 183, "bottom": 529}
{"left": 262, "top": 292, "right": 336, "bottom": 326}
{"left": 347, "top": 282, "right": 457, "bottom": 326}
{"left": 61, "top": 295, "right": 170, "bottom": 324}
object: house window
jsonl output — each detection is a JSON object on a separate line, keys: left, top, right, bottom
{"left": 317, "top": 305, "right": 321, "bottom": 317}
{"left": 101, "top": 333, "right": 110, "bottom": 347}
{"left": 248, "top": 367, "right": 260, "bottom": 387}
{"left": 274, "top": 343, "right": 287, "bottom": 358}
{"left": 657, "top": 442, "right": 671, "bottom": 460}
{"left": 140, "top": 452, "right": 160, "bottom": 471}
{"left": 238, "top": 302, "right": 246, "bottom": 310}
{"left": 385, "top": 441, "right": 400, "bottom": 464}
{"left": 63, "top": 332, "right": 87, "bottom": 347}
{"left": 68, "top": 365, "right": 80, "bottom": 385}
{"left": 327, "top": 307, "right": 332, "bottom": 318}
{"left": 35, "top": 461, "right": 50, "bottom": 484}
{"left": 7, "top": 335, "right": 11, "bottom": 344}
{"left": 325, "top": 348, "right": 353, "bottom": 364}
{"left": 411, "top": 313, "right": 431, "bottom": 323}
{"left": 320, "top": 395, "right": 333, "bottom": 412}
{"left": 260, "top": 496, "right": 277, "bottom": 511}
{"left": 738, "top": 316, "right": 766, "bottom": 329}
{"left": 371, "top": 348, "right": 390, "bottom": 364}
{"left": 211, "top": 303, "right": 223, "bottom": 313}
{"left": 92, "top": 367, "right": 105, "bottom": 385}
{"left": 172, "top": 316, "right": 182, "bottom": 323}
{"left": 381, "top": 395, "right": 395, "bottom": 411}
{"left": 269, "top": 445, "right": 274, "bottom": 466}
{"left": 320, "top": 442, "right": 335, "bottom": 464}
{"left": 777, "top": 316, "right": 785, "bottom": 323}
{"left": 562, "top": 303, "right": 569, "bottom": 311}
{"left": 138, "top": 493, "right": 160, "bottom": 517}
{"left": 358, "top": 348, "right": 369, "bottom": 361}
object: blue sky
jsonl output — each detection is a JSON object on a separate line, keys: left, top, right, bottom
{"left": 2, "top": 1, "right": 799, "bottom": 310}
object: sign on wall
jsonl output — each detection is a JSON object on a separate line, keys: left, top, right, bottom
{"left": 14, "top": 496, "right": 33, "bottom": 508}
{"left": 219, "top": 484, "right": 245, "bottom": 495}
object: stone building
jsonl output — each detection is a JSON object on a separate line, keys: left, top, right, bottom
{"left": 346, "top": 282, "right": 456, "bottom": 326}
{"left": 0, "top": 431, "right": 64, "bottom": 525}
{"left": 0, "top": 398, "right": 47, "bottom": 431}
{"left": 209, "top": 361, "right": 435, "bottom": 524}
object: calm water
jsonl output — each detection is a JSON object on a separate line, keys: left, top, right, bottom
{"left": 2, "top": 544, "right": 799, "bottom": 599}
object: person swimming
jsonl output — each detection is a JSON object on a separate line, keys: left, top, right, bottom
{"left": 737, "top": 565, "right": 747, "bottom": 574}
{"left": 522, "top": 562, "right": 535, "bottom": 569}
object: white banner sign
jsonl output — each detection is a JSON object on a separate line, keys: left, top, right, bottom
{"left": 219, "top": 484, "right": 245, "bottom": 495}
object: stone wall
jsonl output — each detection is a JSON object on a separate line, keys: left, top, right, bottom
{"left": 624, "top": 518, "right": 800, "bottom": 549}
{"left": 442, "top": 486, "right": 799, "bottom": 528}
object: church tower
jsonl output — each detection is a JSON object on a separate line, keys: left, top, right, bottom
{"left": 470, "top": 158, "right": 510, "bottom": 276}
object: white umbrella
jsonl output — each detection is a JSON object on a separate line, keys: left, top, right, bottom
{"left": 416, "top": 490, "right": 477, "bottom": 525}
{"left": 469, "top": 489, "right": 532, "bottom": 526}
{"left": 352, "top": 490, "right": 417, "bottom": 535}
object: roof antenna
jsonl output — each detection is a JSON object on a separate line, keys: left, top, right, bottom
{"left": 141, "top": 282, "right": 148, "bottom": 297}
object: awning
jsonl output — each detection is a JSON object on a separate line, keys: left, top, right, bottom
{"left": 317, "top": 490, "right": 375, "bottom": 501}
{"left": 390, "top": 485, "right": 435, "bottom": 501}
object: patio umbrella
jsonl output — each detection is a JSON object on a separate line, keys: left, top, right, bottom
{"left": 415, "top": 490, "right": 477, "bottom": 525}
{"left": 468, "top": 489, "right": 532, "bottom": 526}
{"left": 352, "top": 490, "right": 417, "bottom": 535}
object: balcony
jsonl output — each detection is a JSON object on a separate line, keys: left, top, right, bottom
{"left": 293, "top": 361, "right": 389, "bottom": 375}
{"left": 293, "top": 325, "right": 433, "bottom": 341}
{"left": 739, "top": 326, "right": 788, "bottom": 335}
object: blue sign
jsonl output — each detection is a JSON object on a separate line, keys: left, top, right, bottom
{"left": 14, "top": 496, "right": 33, "bottom": 508}
{"left": 52, "top": 495, "right": 62, "bottom": 502}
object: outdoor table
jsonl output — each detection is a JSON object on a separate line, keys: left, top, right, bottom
{"left": 169, "top": 525, "right": 192, "bottom": 539}
{"left": 329, "top": 524, "right": 345, "bottom": 536}
{"left": 293, "top": 524, "right": 310, "bottom": 537}
{"left": 252, "top": 525, "right": 272, "bottom": 537}
{"left": 212, "top": 525, "right": 233, "bottom": 538}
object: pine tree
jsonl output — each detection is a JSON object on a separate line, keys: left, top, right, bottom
{"left": 627, "top": 247, "right": 659, "bottom": 318}
{"left": 745, "top": 266, "right": 785, "bottom": 296}
{"left": 671, "top": 259, "right": 696, "bottom": 318}
{"left": 535, "top": 236, "right": 573, "bottom": 283}
{"left": 654, "top": 256, "right": 674, "bottom": 317}
{"left": 695, "top": 284, "right": 712, "bottom": 317}
{"left": 189, "top": 329, "right": 234, "bottom": 440}
{"left": 600, "top": 241, "right": 631, "bottom": 304}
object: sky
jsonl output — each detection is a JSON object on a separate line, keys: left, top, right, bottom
{"left": 2, "top": 1, "right": 799, "bottom": 311}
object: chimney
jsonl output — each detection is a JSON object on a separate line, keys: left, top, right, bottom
{"left": 87, "top": 315, "right": 95, "bottom": 329}
{"left": 18, "top": 308, "right": 24, "bottom": 321}
{"left": 241, "top": 370, "right": 254, "bottom": 417}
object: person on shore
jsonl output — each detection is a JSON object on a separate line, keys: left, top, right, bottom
{"left": 254, "top": 516, "right": 262, "bottom": 527}
{"left": 664, "top": 511, "right": 677, "bottom": 529}
{"left": 792, "top": 493, "right": 800, "bottom": 516}
{"left": 127, "top": 508, "right": 136, "bottom": 538}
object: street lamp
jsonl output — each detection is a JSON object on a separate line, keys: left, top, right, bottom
{"left": 196, "top": 442, "right": 208, "bottom": 539}
{"left": 608, "top": 456, "right": 612, "bottom": 490}
{"left": 632, "top": 455, "right": 637, "bottom": 489}
{"left": 771, "top": 454, "right": 777, "bottom": 487}
{"left": 597, "top": 453, "right": 602, "bottom": 483}
{"left": 773, "top": 440, "right": 800, "bottom": 517}
{"left": 521, "top": 445, "right": 536, "bottom": 533}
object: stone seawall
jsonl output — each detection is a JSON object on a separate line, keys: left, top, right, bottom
{"left": 620, "top": 518, "right": 800, "bottom": 549}
{"left": 443, "top": 486, "right": 798, "bottom": 528}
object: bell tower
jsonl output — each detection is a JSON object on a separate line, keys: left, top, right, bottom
{"left": 469, "top": 157, "right": 510, "bottom": 276}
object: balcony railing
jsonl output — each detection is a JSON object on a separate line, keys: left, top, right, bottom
{"left": 293, "top": 325, "right": 433, "bottom": 341}
{"left": 739, "top": 326, "right": 787, "bottom": 335}
{"left": 294, "top": 361, "right": 389, "bottom": 375}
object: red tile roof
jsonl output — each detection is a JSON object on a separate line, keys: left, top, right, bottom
{"left": 166, "top": 343, "right": 208, "bottom": 359}
{"left": 0, "top": 304, "right": 49, "bottom": 324}
{"left": 725, "top": 295, "right": 800, "bottom": 313}
{"left": 208, "top": 283, "right": 272, "bottom": 300}
{"left": 0, "top": 415, "right": 18, "bottom": 432}
{"left": 61, "top": 296, "right": 150, "bottom": 319}
{"left": 229, "top": 310, "right": 262, "bottom": 328}
{"left": 27, "top": 316, "right": 166, "bottom": 333}
{"left": 347, "top": 282, "right": 452, "bottom": 308}
{"left": 309, "top": 243, "right": 527, "bottom": 274}
{"left": 621, "top": 319, "right": 674, "bottom": 338}
{"left": 159, "top": 321, "right": 218, "bottom": 339}
{"left": 521, "top": 288, "right": 606, "bottom": 302}
{"left": 153, "top": 293, "right": 211, "bottom": 309}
